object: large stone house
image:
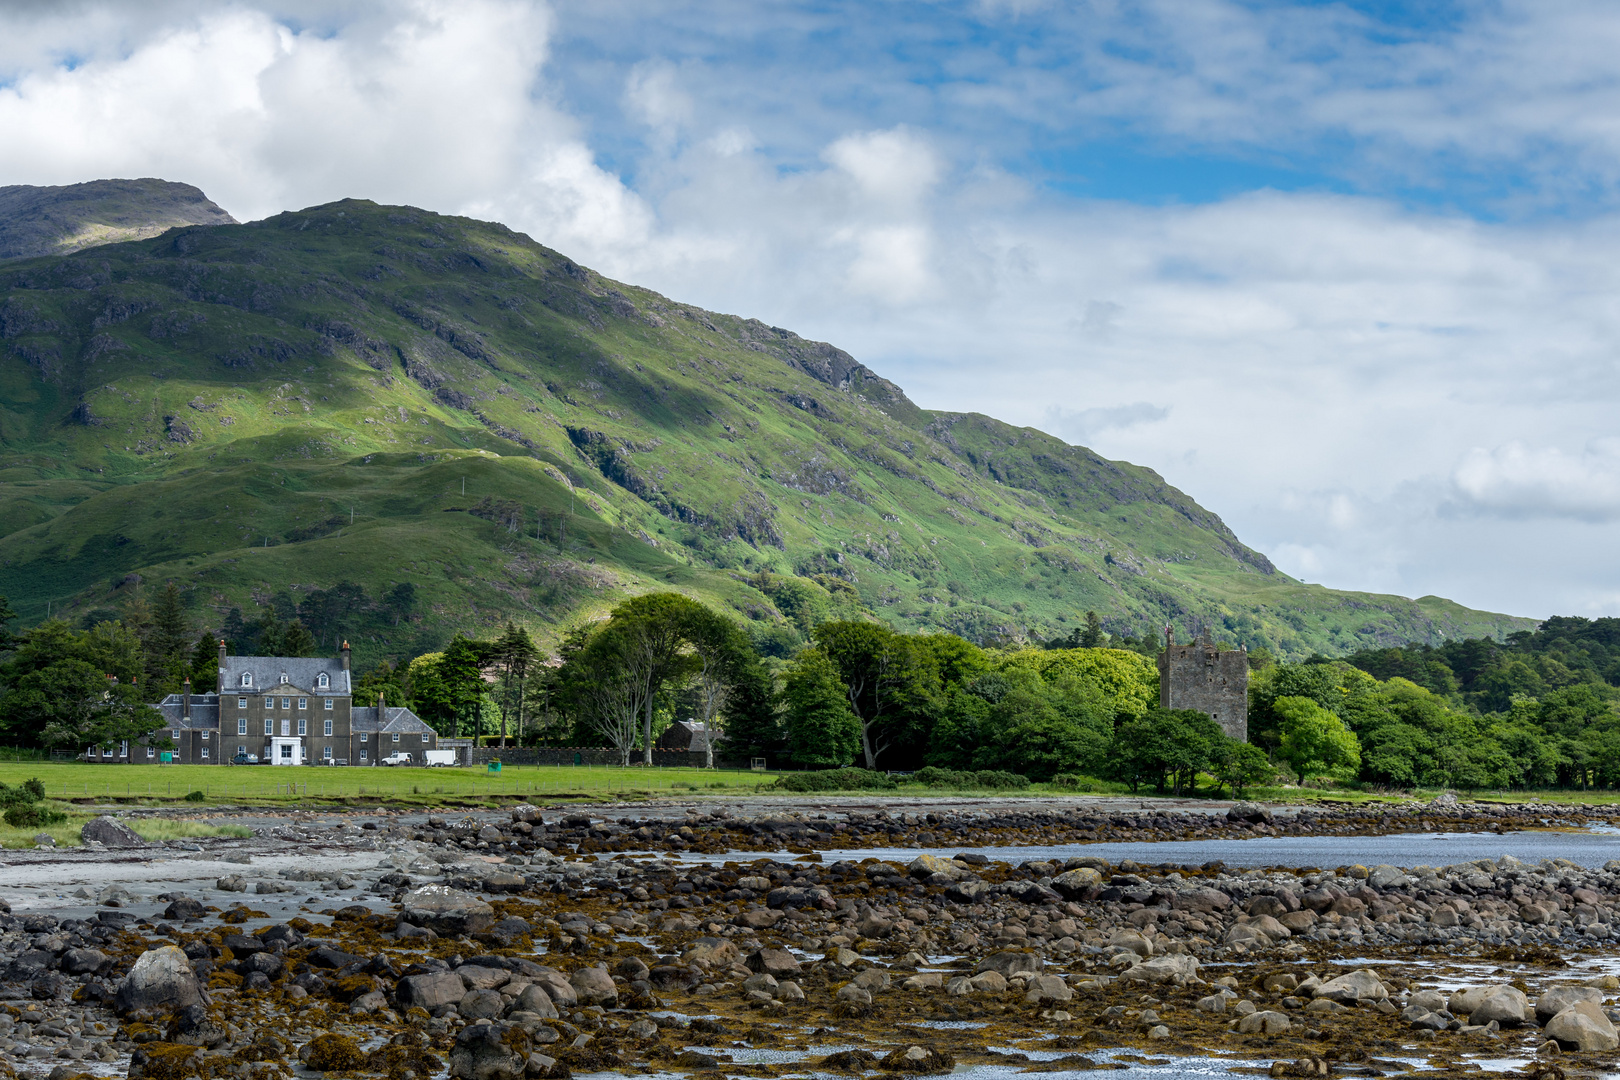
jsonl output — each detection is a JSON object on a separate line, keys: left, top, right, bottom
{"left": 89, "top": 641, "right": 438, "bottom": 765}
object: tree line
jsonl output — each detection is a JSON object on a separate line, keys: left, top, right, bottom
{"left": 8, "top": 574, "right": 1620, "bottom": 794}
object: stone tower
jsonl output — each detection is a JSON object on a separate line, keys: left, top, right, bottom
{"left": 1157, "top": 627, "right": 1248, "bottom": 741}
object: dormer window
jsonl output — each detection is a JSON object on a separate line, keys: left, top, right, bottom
{"left": 317, "top": 673, "right": 329, "bottom": 689}
{"left": 280, "top": 672, "right": 289, "bottom": 684}
{"left": 240, "top": 673, "right": 253, "bottom": 687}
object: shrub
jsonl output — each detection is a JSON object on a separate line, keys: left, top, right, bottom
{"left": 910, "top": 766, "right": 1030, "bottom": 790}
{"left": 774, "top": 768, "right": 897, "bottom": 792}
{"left": 0, "top": 780, "right": 42, "bottom": 809}
{"left": 184, "top": 790, "right": 206, "bottom": 802}
{"left": 4, "top": 803, "right": 66, "bottom": 829}
{"left": 1051, "top": 773, "right": 1082, "bottom": 789}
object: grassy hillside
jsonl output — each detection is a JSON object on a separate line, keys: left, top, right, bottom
{"left": 0, "top": 198, "right": 1531, "bottom": 665}
{"left": 0, "top": 179, "right": 235, "bottom": 262}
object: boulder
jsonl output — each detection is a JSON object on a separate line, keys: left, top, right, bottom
{"left": 683, "top": 938, "right": 740, "bottom": 967}
{"left": 1023, "top": 974, "right": 1073, "bottom": 1004}
{"left": 1544, "top": 1001, "right": 1619, "bottom": 1052}
{"left": 513, "top": 984, "right": 560, "bottom": 1019}
{"left": 459, "top": 989, "right": 506, "bottom": 1020}
{"left": 458, "top": 966, "right": 511, "bottom": 991}
{"left": 968, "top": 971, "right": 1007, "bottom": 993}
{"left": 1226, "top": 801, "right": 1273, "bottom": 825}
{"left": 450, "top": 1020, "right": 529, "bottom": 1080}
{"left": 745, "top": 948, "right": 801, "bottom": 978}
{"left": 1471, "top": 986, "right": 1529, "bottom": 1027}
{"left": 975, "top": 952, "right": 1043, "bottom": 977}
{"left": 902, "top": 973, "right": 943, "bottom": 991}
{"left": 1366, "top": 865, "right": 1411, "bottom": 890}
{"left": 1172, "top": 887, "right": 1232, "bottom": 914}
{"left": 115, "top": 946, "right": 203, "bottom": 1016}
{"left": 856, "top": 910, "right": 894, "bottom": 938}
{"left": 569, "top": 966, "right": 618, "bottom": 1006}
{"left": 82, "top": 815, "right": 143, "bottom": 848}
{"left": 1313, "top": 969, "right": 1388, "bottom": 1004}
{"left": 1236, "top": 1010, "right": 1291, "bottom": 1035}
{"left": 945, "top": 880, "right": 989, "bottom": 904}
{"left": 1106, "top": 930, "right": 1153, "bottom": 958}
{"left": 59, "top": 948, "right": 110, "bottom": 975}
{"left": 1050, "top": 867, "right": 1103, "bottom": 898}
{"left": 837, "top": 984, "right": 872, "bottom": 1005}
{"left": 1118, "top": 955, "right": 1201, "bottom": 985}
{"left": 400, "top": 885, "right": 494, "bottom": 936}
{"left": 396, "top": 970, "right": 468, "bottom": 1012}
{"left": 1537, "top": 985, "right": 1606, "bottom": 1025}
{"left": 162, "top": 898, "right": 206, "bottom": 921}
{"left": 907, "top": 854, "right": 966, "bottom": 880}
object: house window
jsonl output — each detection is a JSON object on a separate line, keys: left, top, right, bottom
{"left": 392, "top": 732, "right": 400, "bottom": 743}
{"left": 323, "top": 746, "right": 333, "bottom": 760}
{"left": 318, "top": 673, "right": 328, "bottom": 688}
{"left": 324, "top": 698, "right": 333, "bottom": 710}
{"left": 237, "top": 745, "right": 246, "bottom": 756}
{"left": 147, "top": 747, "right": 155, "bottom": 759}
{"left": 172, "top": 729, "right": 179, "bottom": 742}
{"left": 421, "top": 733, "right": 429, "bottom": 742}
{"left": 360, "top": 733, "right": 368, "bottom": 742}
{"left": 281, "top": 697, "right": 290, "bottom": 709}
{"left": 360, "top": 750, "right": 368, "bottom": 762}
{"left": 241, "top": 673, "right": 252, "bottom": 687}
{"left": 238, "top": 718, "right": 247, "bottom": 736}
{"left": 281, "top": 719, "right": 290, "bottom": 737}
{"left": 298, "top": 698, "right": 307, "bottom": 710}
{"left": 201, "top": 747, "right": 209, "bottom": 759}
{"left": 120, "top": 741, "right": 128, "bottom": 756}
{"left": 238, "top": 697, "right": 247, "bottom": 709}
{"left": 201, "top": 731, "right": 209, "bottom": 740}
{"left": 298, "top": 718, "right": 307, "bottom": 736}
{"left": 324, "top": 719, "right": 333, "bottom": 737}
{"left": 280, "top": 673, "right": 288, "bottom": 684}
{"left": 264, "top": 719, "right": 273, "bottom": 736}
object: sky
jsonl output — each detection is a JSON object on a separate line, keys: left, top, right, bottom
{"left": 1, "top": 0, "right": 1618, "bottom": 620}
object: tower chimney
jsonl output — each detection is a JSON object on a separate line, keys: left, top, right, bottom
{"left": 341, "top": 640, "right": 351, "bottom": 672}
{"left": 182, "top": 677, "right": 192, "bottom": 720}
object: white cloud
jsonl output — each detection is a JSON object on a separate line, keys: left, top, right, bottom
{"left": 1452, "top": 441, "right": 1620, "bottom": 522}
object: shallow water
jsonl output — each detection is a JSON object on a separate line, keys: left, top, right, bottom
{"left": 632, "top": 827, "right": 1620, "bottom": 870}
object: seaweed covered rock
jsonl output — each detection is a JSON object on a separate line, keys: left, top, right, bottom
{"left": 450, "top": 1021, "right": 530, "bottom": 1080}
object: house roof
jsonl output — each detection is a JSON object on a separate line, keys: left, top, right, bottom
{"left": 220, "top": 655, "right": 351, "bottom": 695}
{"left": 657, "top": 720, "right": 712, "bottom": 751}
{"left": 350, "top": 706, "right": 435, "bottom": 735}
{"left": 156, "top": 699, "right": 220, "bottom": 730}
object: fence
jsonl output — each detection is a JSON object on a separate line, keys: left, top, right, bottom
{"left": 462, "top": 746, "right": 749, "bottom": 769}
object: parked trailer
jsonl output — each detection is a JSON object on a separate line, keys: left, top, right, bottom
{"left": 424, "top": 749, "right": 458, "bottom": 767}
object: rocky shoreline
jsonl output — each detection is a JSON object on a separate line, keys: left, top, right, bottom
{"left": 0, "top": 798, "right": 1617, "bottom": 1080}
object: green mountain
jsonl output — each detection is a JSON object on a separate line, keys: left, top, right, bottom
{"left": 0, "top": 179, "right": 235, "bottom": 262}
{"left": 0, "top": 193, "right": 1532, "bottom": 664}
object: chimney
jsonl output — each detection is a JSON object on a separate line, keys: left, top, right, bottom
{"left": 341, "top": 640, "right": 351, "bottom": 672}
{"left": 182, "top": 677, "right": 192, "bottom": 720}
{"left": 218, "top": 637, "right": 227, "bottom": 673}
{"left": 378, "top": 690, "right": 386, "bottom": 718}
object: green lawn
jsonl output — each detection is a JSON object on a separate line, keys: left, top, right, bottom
{"left": 3, "top": 761, "right": 781, "bottom": 808}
